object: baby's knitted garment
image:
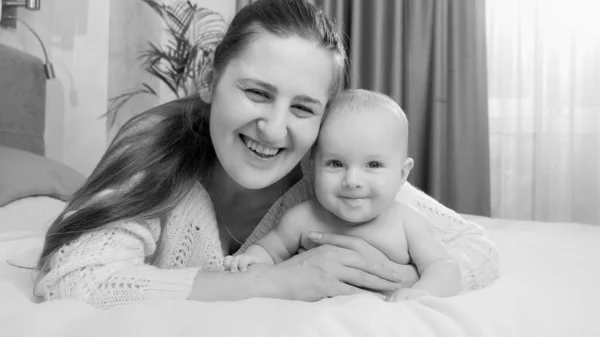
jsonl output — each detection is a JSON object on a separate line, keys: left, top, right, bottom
{"left": 36, "top": 177, "right": 500, "bottom": 309}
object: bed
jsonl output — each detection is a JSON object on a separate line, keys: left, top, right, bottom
{"left": 1, "top": 199, "right": 598, "bottom": 337}
{"left": 1, "top": 43, "right": 599, "bottom": 337}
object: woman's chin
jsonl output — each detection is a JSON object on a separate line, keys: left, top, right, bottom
{"left": 232, "top": 170, "right": 285, "bottom": 190}
{"left": 237, "top": 178, "right": 273, "bottom": 190}
{"left": 219, "top": 146, "right": 306, "bottom": 190}
{"left": 230, "top": 160, "right": 304, "bottom": 191}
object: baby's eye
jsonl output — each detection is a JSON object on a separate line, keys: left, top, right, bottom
{"left": 367, "top": 161, "right": 384, "bottom": 169}
{"left": 245, "top": 89, "right": 270, "bottom": 101}
{"left": 326, "top": 160, "right": 343, "bottom": 168}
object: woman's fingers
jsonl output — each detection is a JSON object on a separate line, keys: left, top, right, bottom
{"left": 273, "top": 244, "right": 405, "bottom": 301}
{"left": 337, "top": 267, "right": 402, "bottom": 292}
{"left": 290, "top": 244, "right": 401, "bottom": 286}
{"left": 307, "top": 232, "right": 418, "bottom": 286}
{"left": 308, "top": 245, "right": 401, "bottom": 291}
{"left": 308, "top": 231, "right": 389, "bottom": 261}
{"left": 333, "top": 282, "right": 387, "bottom": 300}
{"left": 341, "top": 254, "right": 402, "bottom": 284}
{"left": 393, "top": 264, "right": 419, "bottom": 287}
{"left": 308, "top": 231, "right": 362, "bottom": 250}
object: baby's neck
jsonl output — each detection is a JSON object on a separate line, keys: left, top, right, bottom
{"left": 320, "top": 205, "right": 380, "bottom": 229}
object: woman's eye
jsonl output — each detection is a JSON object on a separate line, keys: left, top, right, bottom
{"left": 326, "top": 160, "right": 343, "bottom": 168}
{"left": 245, "top": 89, "right": 270, "bottom": 101}
{"left": 292, "top": 105, "right": 314, "bottom": 116}
{"left": 367, "top": 161, "right": 383, "bottom": 169}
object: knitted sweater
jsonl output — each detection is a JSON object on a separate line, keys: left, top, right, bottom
{"left": 35, "top": 176, "right": 500, "bottom": 309}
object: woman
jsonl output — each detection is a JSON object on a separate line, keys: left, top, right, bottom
{"left": 36, "top": 0, "right": 499, "bottom": 309}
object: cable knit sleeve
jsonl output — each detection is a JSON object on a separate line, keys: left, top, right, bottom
{"left": 35, "top": 218, "right": 201, "bottom": 309}
{"left": 397, "top": 182, "right": 500, "bottom": 290}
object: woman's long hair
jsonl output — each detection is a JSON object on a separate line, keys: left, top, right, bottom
{"left": 37, "top": 96, "right": 213, "bottom": 271}
{"left": 37, "top": 0, "right": 347, "bottom": 272}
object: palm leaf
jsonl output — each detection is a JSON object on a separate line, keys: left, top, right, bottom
{"left": 106, "top": 0, "right": 227, "bottom": 122}
{"left": 104, "top": 86, "right": 158, "bottom": 127}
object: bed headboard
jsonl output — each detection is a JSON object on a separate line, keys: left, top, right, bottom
{"left": 0, "top": 43, "right": 46, "bottom": 155}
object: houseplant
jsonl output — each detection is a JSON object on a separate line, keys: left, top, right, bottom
{"left": 106, "top": 0, "right": 227, "bottom": 127}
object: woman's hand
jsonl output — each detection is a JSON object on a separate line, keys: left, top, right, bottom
{"left": 307, "top": 232, "right": 420, "bottom": 288}
{"left": 259, "top": 243, "right": 405, "bottom": 302}
{"left": 189, "top": 232, "right": 419, "bottom": 302}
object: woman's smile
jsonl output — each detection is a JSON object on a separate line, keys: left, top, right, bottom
{"left": 239, "top": 134, "right": 284, "bottom": 159}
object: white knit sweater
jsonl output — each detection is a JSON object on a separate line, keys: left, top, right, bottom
{"left": 35, "top": 175, "right": 500, "bottom": 309}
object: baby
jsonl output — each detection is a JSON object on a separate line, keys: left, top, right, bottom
{"left": 224, "top": 89, "right": 461, "bottom": 301}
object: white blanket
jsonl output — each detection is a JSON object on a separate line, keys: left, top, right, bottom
{"left": 0, "top": 197, "right": 599, "bottom": 337}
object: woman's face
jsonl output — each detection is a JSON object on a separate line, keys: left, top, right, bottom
{"left": 209, "top": 32, "right": 336, "bottom": 189}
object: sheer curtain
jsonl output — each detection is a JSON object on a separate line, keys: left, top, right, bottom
{"left": 486, "top": 0, "right": 600, "bottom": 224}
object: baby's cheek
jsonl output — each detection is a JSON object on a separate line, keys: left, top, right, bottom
{"left": 373, "top": 181, "right": 399, "bottom": 203}
{"left": 314, "top": 173, "right": 338, "bottom": 198}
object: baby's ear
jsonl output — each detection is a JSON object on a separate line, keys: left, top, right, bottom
{"left": 399, "top": 157, "right": 414, "bottom": 184}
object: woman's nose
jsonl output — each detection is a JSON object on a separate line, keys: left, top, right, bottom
{"left": 257, "top": 104, "right": 288, "bottom": 143}
{"left": 342, "top": 168, "right": 363, "bottom": 189}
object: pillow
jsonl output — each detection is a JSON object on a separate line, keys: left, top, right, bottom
{"left": 0, "top": 146, "right": 86, "bottom": 207}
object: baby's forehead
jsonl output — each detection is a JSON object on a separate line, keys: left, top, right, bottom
{"left": 318, "top": 109, "right": 407, "bottom": 146}
{"left": 326, "top": 91, "right": 407, "bottom": 124}
{"left": 319, "top": 90, "right": 409, "bottom": 154}
{"left": 324, "top": 101, "right": 407, "bottom": 132}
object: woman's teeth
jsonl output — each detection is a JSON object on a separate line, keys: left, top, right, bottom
{"left": 242, "top": 136, "right": 280, "bottom": 157}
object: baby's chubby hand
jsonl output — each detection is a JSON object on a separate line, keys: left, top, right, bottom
{"left": 223, "top": 254, "right": 261, "bottom": 272}
{"left": 387, "top": 288, "right": 431, "bottom": 302}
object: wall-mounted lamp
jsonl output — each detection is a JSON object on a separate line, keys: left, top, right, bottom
{"left": 0, "top": 0, "right": 41, "bottom": 29}
{"left": 2, "top": 0, "right": 40, "bottom": 10}
{"left": 0, "top": 0, "right": 52, "bottom": 79}
{"left": 4, "top": 15, "right": 55, "bottom": 79}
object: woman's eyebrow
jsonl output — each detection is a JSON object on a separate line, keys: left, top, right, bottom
{"left": 296, "top": 95, "right": 323, "bottom": 108}
{"left": 239, "top": 78, "right": 277, "bottom": 92}
{"left": 239, "top": 78, "right": 323, "bottom": 107}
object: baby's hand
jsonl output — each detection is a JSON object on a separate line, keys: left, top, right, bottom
{"left": 387, "top": 288, "right": 431, "bottom": 302}
{"left": 223, "top": 254, "right": 261, "bottom": 272}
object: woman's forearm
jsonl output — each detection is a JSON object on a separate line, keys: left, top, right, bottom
{"left": 187, "top": 266, "right": 283, "bottom": 301}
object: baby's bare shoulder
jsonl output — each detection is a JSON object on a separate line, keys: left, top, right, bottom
{"left": 392, "top": 201, "right": 429, "bottom": 230}
{"left": 284, "top": 199, "right": 318, "bottom": 218}
{"left": 393, "top": 201, "right": 422, "bottom": 217}
{"left": 279, "top": 199, "right": 322, "bottom": 230}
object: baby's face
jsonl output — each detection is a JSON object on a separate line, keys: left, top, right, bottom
{"left": 313, "top": 106, "right": 409, "bottom": 224}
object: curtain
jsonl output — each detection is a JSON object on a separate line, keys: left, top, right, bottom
{"left": 236, "top": 0, "right": 491, "bottom": 216}
{"left": 486, "top": 0, "right": 600, "bottom": 225}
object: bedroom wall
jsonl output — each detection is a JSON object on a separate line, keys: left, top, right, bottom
{"left": 106, "top": 0, "right": 161, "bottom": 143}
{"left": 0, "top": 0, "right": 236, "bottom": 176}
{"left": 0, "top": 0, "right": 109, "bottom": 176}
{"left": 106, "top": 0, "right": 237, "bottom": 141}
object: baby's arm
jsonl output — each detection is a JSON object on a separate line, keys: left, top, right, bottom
{"left": 224, "top": 203, "right": 308, "bottom": 272}
{"left": 392, "top": 204, "right": 462, "bottom": 300}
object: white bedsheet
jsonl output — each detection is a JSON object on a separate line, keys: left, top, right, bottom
{"left": 0, "top": 197, "right": 598, "bottom": 337}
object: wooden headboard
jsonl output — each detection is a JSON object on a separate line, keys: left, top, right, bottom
{"left": 0, "top": 43, "right": 46, "bottom": 155}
